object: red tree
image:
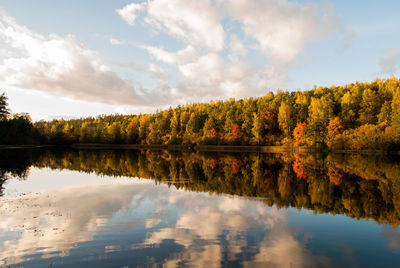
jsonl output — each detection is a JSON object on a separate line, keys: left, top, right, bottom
{"left": 210, "top": 128, "right": 217, "bottom": 137}
{"left": 232, "top": 124, "right": 240, "bottom": 138}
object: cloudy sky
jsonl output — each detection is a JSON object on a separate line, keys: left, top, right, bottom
{"left": 0, "top": 0, "right": 399, "bottom": 121}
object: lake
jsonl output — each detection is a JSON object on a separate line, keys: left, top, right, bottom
{"left": 0, "top": 149, "right": 400, "bottom": 267}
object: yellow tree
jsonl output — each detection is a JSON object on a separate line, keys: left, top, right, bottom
{"left": 278, "top": 101, "right": 293, "bottom": 138}
{"left": 307, "top": 96, "right": 334, "bottom": 145}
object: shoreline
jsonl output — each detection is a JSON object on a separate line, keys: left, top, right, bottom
{"left": 70, "top": 143, "right": 315, "bottom": 153}
{"left": 1, "top": 143, "right": 398, "bottom": 155}
{"left": 71, "top": 144, "right": 399, "bottom": 155}
{"left": 0, "top": 145, "right": 54, "bottom": 149}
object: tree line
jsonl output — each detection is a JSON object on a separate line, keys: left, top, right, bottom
{"left": 0, "top": 93, "right": 38, "bottom": 145}
{"left": 2, "top": 77, "right": 400, "bottom": 150}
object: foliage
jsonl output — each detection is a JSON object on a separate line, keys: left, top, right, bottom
{"left": 293, "top": 122, "right": 307, "bottom": 146}
{"left": 2, "top": 77, "right": 400, "bottom": 151}
{"left": 328, "top": 123, "right": 398, "bottom": 151}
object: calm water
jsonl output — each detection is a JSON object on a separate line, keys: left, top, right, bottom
{"left": 0, "top": 149, "right": 400, "bottom": 267}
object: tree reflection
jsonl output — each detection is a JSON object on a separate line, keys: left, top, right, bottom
{"left": 0, "top": 149, "right": 43, "bottom": 196}
{"left": 1, "top": 149, "right": 400, "bottom": 225}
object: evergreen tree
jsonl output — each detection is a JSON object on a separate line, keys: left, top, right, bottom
{"left": 0, "top": 93, "right": 10, "bottom": 121}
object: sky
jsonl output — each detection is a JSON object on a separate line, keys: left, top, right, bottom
{"left": 0, "top": 0, "right": 399, "bottom": 121}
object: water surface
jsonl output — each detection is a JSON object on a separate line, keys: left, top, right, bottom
{"left": 0, "top": 149, "right": 400, "bottom": 267}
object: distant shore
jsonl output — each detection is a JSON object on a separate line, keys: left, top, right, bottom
{"left": 1, "top": 143, "right": 398, "bottom": 155}
{"left": 70, "top": 143, "right": 400, "bottom": 155}
{"left": 70, "top": 143, "right": 316, "bottom": 153}
{"left": 0, "top": 145, "right": 54, "bottom": 149}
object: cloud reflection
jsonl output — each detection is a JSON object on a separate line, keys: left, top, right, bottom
{"left": 0, "top": 175, "right": 331, "bottom": 267}
{"left": 0, "top": 181, "right": 151, "bottom": 265}
{"left": 145, "top": 191, "right": 331, "bottom": 267}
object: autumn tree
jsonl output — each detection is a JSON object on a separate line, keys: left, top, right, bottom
{"left": 251, "top": 113, "right": 263, "bottom": 145}
{"left": 327, "top": 117, "right": 344, "bottom": 138}
{"left": 261, "top": 108, "right": 278, "bottom": 133}
{"left": 108, "top": 122, "right": 122, "bottom": 143}
{"left": 232, "top": 123, "right": 240, "bottom": 138}
{"left": 378, "top": 101, "right": 392, "bottom": 124}
{"left": 294, "top": 92, "right": 309, "bottom": 123}
{"left": 138, "top": 115, "right": 150, "bottom": 143}
{"left": 392, "top": 88, "right": 400, "bottom": 133}
{"left": 307, "top": 96, "right": 334, "bottom": 145}
{"left": 358, "top": 88, "right": 381, "bottom": 125}
{"left": 340, "top": 91, "right": 359, "bottom": 129}
{"left": 126, "top": 118, "right": 139, "bottom": 144}
{"left": 22, "top": 77, "right": 400, "bottom": 150}
{"left": 293, "top": 122, "right": 307, "bottom": 146}
{"left": 278, "top": 101, "right": 293, "bottom": 138}
{"left": 186, "top": 111, "right": 206, "bottom": 134}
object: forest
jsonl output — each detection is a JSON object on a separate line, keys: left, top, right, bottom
{"left": 2, "top": 77, "right": 400, "bottom": 151}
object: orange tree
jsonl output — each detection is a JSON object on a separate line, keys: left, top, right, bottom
{"left": 293, "top": 122, "right": 307, "bottom": 146}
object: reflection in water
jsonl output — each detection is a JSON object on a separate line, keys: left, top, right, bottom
{"left": 0, "top": 173, "right": 331, "bottom": 267}
{"left": 0, "top": 181, "right": 149, "bottom": 264}
{"left": 0, "top": 149, "right": 399, "bottom": 267}
{"left": 0, "top": 149, "right": 39, "bottom": 195}
{"left": 382, "top": 226, "right": 400, "bottom": 253}
{"left": 28, "top": 149, "right": 400, "bottom": 226}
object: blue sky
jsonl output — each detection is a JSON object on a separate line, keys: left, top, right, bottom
{"left": 0, "top": 0, "right": 399, "bottom": 121}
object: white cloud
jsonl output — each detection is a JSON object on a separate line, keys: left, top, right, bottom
{"left": 109, "top": 38, "right": 122, "bottom": 45}
{"left": 175, "top": 53, "right": 252, "bottom": 100}
{"left": 0, "top": 14, "right": 162, "bottom": 106}
{"left": 119, "top": 0, "right": 225, "bottom": 52}
{"left": 380, "top": 48, "right": 400, "bottom": 74}
{"left": 116, "top": 2, "right": 147, "bottom": 26}
{"left": 229, "top": 34, "right": 248, "bottom": 62}
{"left": 1, "top": 0, "right": 340, "bottom": 115}
{"left": 148, "top": 63, "right": 164, "bottom": 75}
{"left": 179, "top": 53, "right": 225, "bottom": 86}
{"left": 118, "top": 0, "right": 338, "bottom": 99}
{"left": 148, "top": 63, "right": 166, "bottom": 84}
{"left": 221, "top": 0, "right": 337, "bottom": 65}
{"left": 142, "top": 45, "right": 197, "bottom": 65}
